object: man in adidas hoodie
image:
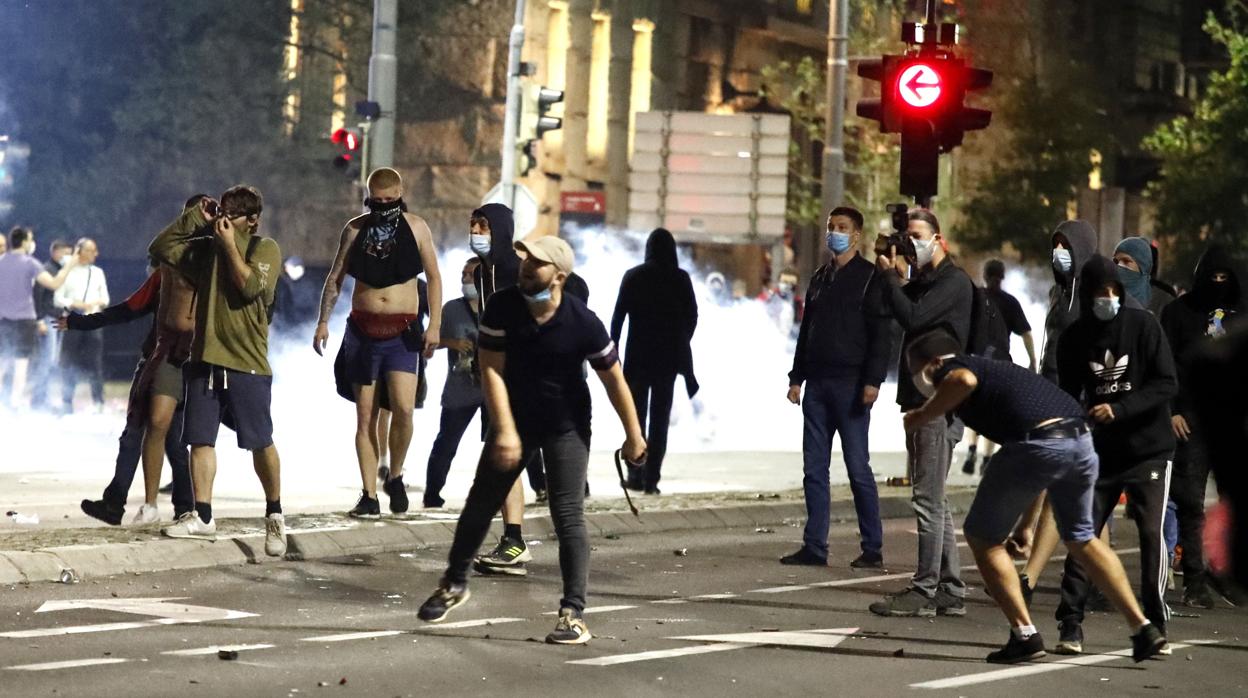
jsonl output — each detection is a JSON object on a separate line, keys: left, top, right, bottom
{"left": 1052, "top": 255, "right": 1178, "bottom": 655}
{"left": 1160, "top": 244, "right": 1242, "bottom": 607}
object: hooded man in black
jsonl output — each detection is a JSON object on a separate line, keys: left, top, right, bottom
{"left": 1053, "top": 254, "right": 1178, "bottom": 655}
{"left": 610, "top": 228, "right": 698, "bottom": 494}
{"left": 1160, "top": 244, "right": 1242, "bottom": 607}
{"left": 1042, "top": 220, "right": 1099, "bottom": 382}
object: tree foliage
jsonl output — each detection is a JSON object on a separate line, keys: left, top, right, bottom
{"left": 1144, "top": 12, "right": 1248, "bottom": 274}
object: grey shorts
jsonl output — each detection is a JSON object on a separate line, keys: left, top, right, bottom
{"left": 963, "top": 432, "right": 1099, "bottom": 544}
{"left": 151, "top": 358, "right": 184, "bottom": 400}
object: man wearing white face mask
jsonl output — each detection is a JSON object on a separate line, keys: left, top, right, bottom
{"left": 871, "top": 209, "right": 974, "bottom": 617}
{"left": 1052, "top": 254, "right": 1177, "bottom": 656}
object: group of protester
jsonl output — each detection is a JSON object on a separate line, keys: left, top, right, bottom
{"left": 783, "top": 204, "right": 1238, "bottom": 663}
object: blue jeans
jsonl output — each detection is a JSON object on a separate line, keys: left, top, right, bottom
{"left": 801, "top": 377, "right": 882, "bottom": 558}
{"left": 1164, "top": 498, "right": 1178, "bottom": 558}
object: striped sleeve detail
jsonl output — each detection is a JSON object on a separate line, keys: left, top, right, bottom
{"left": 587, "top": 340, "right": 619, "bottom": 371}
{"left": 478, "top": 323, "right": 506, "bottom": 351}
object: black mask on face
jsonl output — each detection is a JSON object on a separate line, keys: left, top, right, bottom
{"left": 365, "top": 197, "right": 407, "bottom": 221}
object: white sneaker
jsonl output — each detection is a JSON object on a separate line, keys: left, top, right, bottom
{"left": 265, "top": 513, "right": 287, "bottom": 557}
{"left": 131, "top": 503, "right": 160, "bottom": 525}
{"left": 162, "top": 511, "right": 216, "bottom": 540}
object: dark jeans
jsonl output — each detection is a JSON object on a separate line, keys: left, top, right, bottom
{"left": 626, "top": 367, "right": 676, "bottom": 489}
{"left": 1057, "top": 458, "right": 1172, "bottom": 631}
{"left": 424, "top": 403, "right": 481, "bottom": 505}
{"left": 907, "top": 414, "right": 965, "bottom": 598}
{"left": 102, "top": 359, "right": 193, "bottom": 516}
{"left": 1171, "top": 437, "right": 1212, "bottom": 586}
{"left": 800, "top": 376, "right": 881, "bottom": 558}
{"left": 445, "top": 428, "right": 591, "bottom": 613}
{"left": 60, "top": 330, "right": 104, "bottom": 409}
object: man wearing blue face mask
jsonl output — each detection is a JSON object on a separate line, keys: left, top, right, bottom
{"left": 1053, "top": 254, "right": 1178, "bottom": 655}
{"left": 784, "top": 207, "right": 891, "bottom": 568}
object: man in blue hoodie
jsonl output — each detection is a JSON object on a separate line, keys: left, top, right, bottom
{"left": 1053, "top": 255, "right": 1178, "bottom": 655}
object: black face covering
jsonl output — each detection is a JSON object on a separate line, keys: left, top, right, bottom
{"left": 365, "top": 197, "right": 407, "bottom": 221}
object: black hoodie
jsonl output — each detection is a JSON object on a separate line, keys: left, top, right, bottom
{"left": 1160, "top": 244, "right": 1243, "bottom": 417}
{"left": 1057, "top": 255, "right": 1178, "bottom": 472}
{"left": 610, "top": 228, "right": 699, "bottom": 396}
{"left": 1042, "top": 220, "right": 1098, "bottom": 382}
{"left": 472, "top": 203, "right": 519, "bottom": 306}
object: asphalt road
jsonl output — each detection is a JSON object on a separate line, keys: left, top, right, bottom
{"left": 1, "top": 518, "right": 1244, "bottom": 697}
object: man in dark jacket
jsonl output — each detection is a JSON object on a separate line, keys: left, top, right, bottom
{"left": 1042, "top": 221, "right": 1099, "bottom": 382}
{"left": 610, "top": 228, "right": 698, "bottom": 495}
{"left": 870, "top": 209, "right": 973, "bottom": 617}
{"left": 1160, "top": 244, "right": 1242, "bottom": 607}
{"left": 1053, "top": 255, "right": 1178, "bottom": 655}
{"left": 784, "top": 207, "right": 890, "bottom": 568}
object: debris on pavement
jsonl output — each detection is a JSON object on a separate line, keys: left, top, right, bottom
{"left": 6, "top": 511, "right": 39, "bottom": 525}
{"left": 217, "top": 649, "right": 239, "bottom": 660}
{"left": 58, "top": 569, "right": 79, "bottom": 584}
{"left": 673, "top": 548, "right": 688, "bottom": 556}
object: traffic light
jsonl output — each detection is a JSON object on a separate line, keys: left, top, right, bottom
{"left": 516, "top": 84, "right": 564, "bottom": 176}
{"left": 330, "top": 126, "right": 362, "bottom": 175}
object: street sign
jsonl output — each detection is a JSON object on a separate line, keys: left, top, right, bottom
{"left": 483, "top": 182, "right": 539, "bottom": 238}
{"left": 0, "top": 597, "right": 256, "bottom": 639}
{"left": 898, "top": 63, "right": 942, "bottom": 108}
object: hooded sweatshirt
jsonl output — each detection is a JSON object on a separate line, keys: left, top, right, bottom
{"left": 1160, "top": 244, "right": 1243, "bottom": 417}
{"left": 610, "top": 228, "right": 699, "bottom": 395}
{"left": 1114, "top": 236, "right": 1155, "bottom": 308}
{"left": 1057, "top": 255, "right": 1177, "bottom": 473}
{"left": 471, "top": 203, "right": 519, "bottom": 306}
{"left": 1041, "top": 220, "right": 1098, "bottom": 382}
{"left": 149, "top": 206, "right": 281, "bottom": 375}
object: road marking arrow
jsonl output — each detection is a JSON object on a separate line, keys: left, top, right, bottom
{"left": 568, "top": 627, "right": 859, "bottom": 666}
{"left": 0, "top": 597, "right": 256, "bottom": 639}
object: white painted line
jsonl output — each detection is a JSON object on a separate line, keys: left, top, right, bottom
{"left": 420, "top": 617, "right": 525, "bottom": 630}
{"left": 688, "top": 593, "right": 738, "bottom": 600}
{"left": 163, "top": 644, "right": 275, "bottom": 656}
{"left": 5, "top": 658, "right": 130, "bottom": 671}
{"left": 671, "top": 629, "right": 856, "bottom": 649}
{"left": 809, "top": 572, "right": 911, "bottom": 588}
{"left": 651, "top": 599, "right": 689, "bottom": 605}
{"left": 910, "top": 639, "right": 1217, "bottom": 690}
{"left": 542, "top": 606, "right": 636, "bottom": 616}
{"left": 569, "top": 643, "right": 751, "bottom": 666}
{"left": 748, "top": 585, "right": 810, "bottom": 594}
{"left": 1, "top": 620, "right": 163, "bottom": 638}
{"left": 301, "top": 630, "right": 405, "bottom": 642}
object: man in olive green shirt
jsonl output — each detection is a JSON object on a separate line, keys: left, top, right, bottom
{"left": 148, "top": 186, "right": 287, "bottom": 556}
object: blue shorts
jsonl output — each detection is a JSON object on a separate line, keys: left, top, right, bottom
{"left": 341, "top": 318, "right": 420, "bottom": 386}
{"left": 181, "top": 362, "right": 274, "bottom": 451}
{"left": 963, "top": 432, "right": 1099, "bottom": 544}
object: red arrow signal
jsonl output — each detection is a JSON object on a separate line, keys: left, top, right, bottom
{"left": 898, "top": 64, "right": 942, "bottom": 108}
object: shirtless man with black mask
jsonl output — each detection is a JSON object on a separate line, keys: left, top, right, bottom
{"left": 315, "top": 167, "right": 443, "bottom": 518}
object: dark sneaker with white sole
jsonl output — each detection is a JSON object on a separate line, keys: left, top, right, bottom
{"left": 417, "top": 582, "right": 471, "bottom": 623}
{"left": 987, "top": 632, "right": 1046, "bottom": 663}
{"left": 545, "top": 608, "right": 591, "bottom": 645}
{"left": 473, "top": 536, "right": 531, "bottom": 576}
{"left": 869, "top": 588, "right": 936, "bottom": 617}
{"left": 850, "top": 552, "right": 883, "bottom": 569}
{"left": 1131, "top": 623, "right": 1166, "bottom": 662}
{"left": 1053, "top": 618, "right": 1083, "bottom": 655}
{"left": 382, "top": 476, "right": 409, "bottom": 514}
{"left": 779, "top": 548, "right": 827, "bottom": 566}
{"left": 348, "top": 492, "right": 381, "bottom": 519}
{"left": 934, "top": 590, "right": 966, "bottom": 616}
{"left": 81, "top": 499, "right": 123, "bottom": 526}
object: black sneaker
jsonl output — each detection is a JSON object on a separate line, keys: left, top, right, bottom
{"left": 545, "top": 608, "right": 592, "bottom": 645}
{"left": 348, "top": 492, "right": 381, "bottom": 519}
{"left": 1054, "top": 618, "right": 1083, "bottom": 655}
{"left": 869, "top": 588, "right": 936, "bottom": 617}
{"left": 961, "top": 447, "right": 977, "bottom": 475}
{"left": 1131, "top": 623, "right": 1166, "bottom": 662}
{"left": 534, "top": 488, "right": 548, "bottom": 504}
{"left": 850, "top": 552, "right": 883, "bottom": 569}
{"left": 1182, "top": 581, "right": 1216, "bottom": 609}
{"left": 779, "top": 547, "right": 827, "bottom": 566}
{"left": 473, "top": 536, "right": 531, "bottom": 576}
{"left": 934, "top": 589, "right": 966, "bottom": 616}
{"left": 417, "top": 582, "right": 471, "bottom": 623}
{"left": 383, "top": 476, "right": 409, "bottom": 514}
{"left": 81, "top": 499, "right": 123, "bottom": 526}
{"left": 423, "top": 495, "right": 446, "bottom": 509}
{"left": 1019, "top": 572, "right": 1035, "bottom": 608}
{"left": 986, "top": 632, "right": 1046, "bottom": 664}
{"left": 644, "top": 486, "right": 661, "bottom": 495}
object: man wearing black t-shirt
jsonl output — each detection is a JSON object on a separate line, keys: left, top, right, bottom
{"left": 904, "top": 327, "right": 1166, "bottom": 664}
{"left": 418, "top": 236, "right": 647, "bottom": 646}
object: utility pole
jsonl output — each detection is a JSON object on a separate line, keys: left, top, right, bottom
{"left": 500, "top": 0, "right": 527, "bottom": 209}
{"left": 819, "top": 0, "right": 849, "bottom": 218}
{"left": 366, "top": 0, "right": 398, "bottom": 170}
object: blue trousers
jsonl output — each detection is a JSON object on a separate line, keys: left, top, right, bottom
{"left": 801, "top": 377, "right": 882, "bottom": 558}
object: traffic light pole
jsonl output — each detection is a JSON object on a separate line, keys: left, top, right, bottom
{"left": 819, "top": 0, "right": 849, "bottom": 219}
{"left": 367, "top": 0, "right": 397, "bottom": 170}
{"left": 500, "top": 0, "right": 527, "bottom": 210}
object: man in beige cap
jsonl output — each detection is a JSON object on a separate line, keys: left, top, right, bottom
{"left": 419, "top": 235, "right": 647, "bottom": 645}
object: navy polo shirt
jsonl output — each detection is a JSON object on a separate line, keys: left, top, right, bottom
{"left": 933, "top": 354, "right": 1083, "bottom": 444}
{"left": 479, "top": 286, "right": 618, "bottom": 436}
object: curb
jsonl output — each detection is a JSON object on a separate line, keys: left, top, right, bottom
{"left": 0, "top": 490, "right": 976, "bottom": 586}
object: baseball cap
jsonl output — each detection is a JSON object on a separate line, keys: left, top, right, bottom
{"left": 515, "top": 236, "right": 574, "bottom": 274}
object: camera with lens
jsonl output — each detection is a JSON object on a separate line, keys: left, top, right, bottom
{"left": 874, "top": 202, "right": 917, "bottom": 261}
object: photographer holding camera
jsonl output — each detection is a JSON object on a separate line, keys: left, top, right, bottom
{"left": 869, "top": 208, "right": 974, "bottom": 618}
